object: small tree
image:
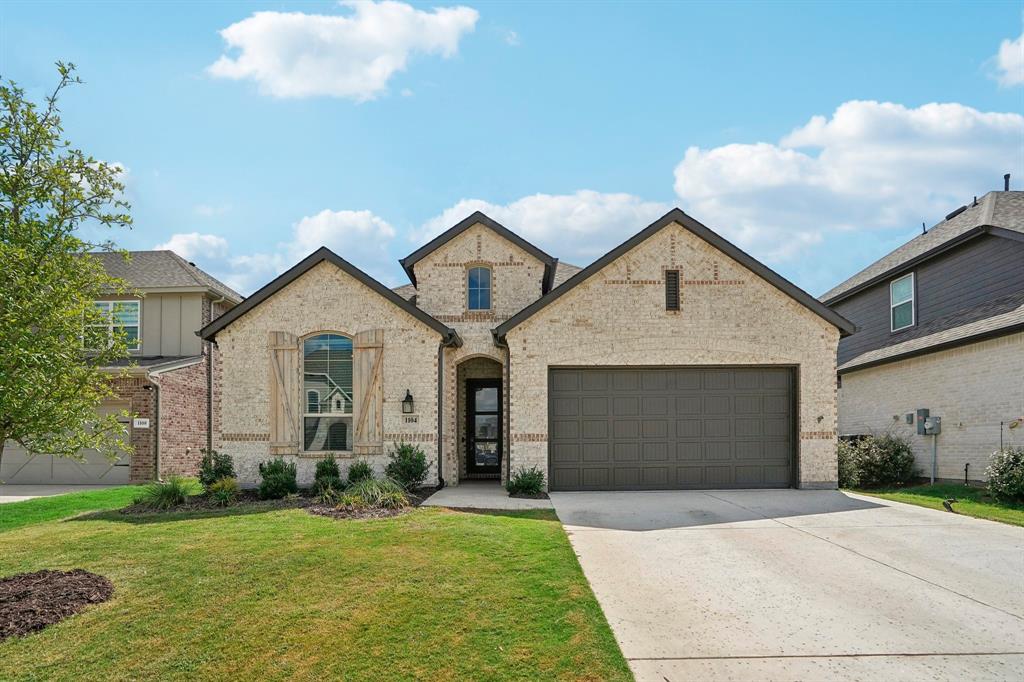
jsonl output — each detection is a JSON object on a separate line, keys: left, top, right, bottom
{"left": 0, "top": 63, "right": 133, "bottom": 476}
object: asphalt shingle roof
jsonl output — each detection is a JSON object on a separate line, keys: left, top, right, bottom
{"left": 91, "top": 250, "right": 242, "bottom": 303}
{"left": 822, "top": 191, "right": 1024, "bottom": 303}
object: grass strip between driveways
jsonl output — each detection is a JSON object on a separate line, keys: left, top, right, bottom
{"left": 0, "top": 501, "right": 630, "bottom": 681}
{"left": 854, "top": 483, "right": 1024, "bottom": 527}
{"left": 0, "top": 486, "right": 140, "bottom": 533}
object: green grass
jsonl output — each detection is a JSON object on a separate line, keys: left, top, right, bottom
{"left": 0, "top": 486, "right": 140, "bottom": 533}
{"left": 0, "top": 502, "right": 629, "bottom": 681}
{"left": 854, "top": 483, "right": 1024, "bottom": 527}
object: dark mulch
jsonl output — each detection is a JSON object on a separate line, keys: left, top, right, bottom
{"left": 509, "top": 491, "right": 550, "bottom": 500}
{"left": 1, "top": 569, "right": 113, "bottom": 641}
{"left": 305, "top": 486, "right": 439, "bottom": 521}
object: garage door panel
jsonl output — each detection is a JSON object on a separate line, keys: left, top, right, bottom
{"left": 549, "top": 368, "right": 794, "bottom": 491}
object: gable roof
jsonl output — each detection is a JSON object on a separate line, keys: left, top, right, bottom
{"left": 400, "top": 211, "right": 558, "bottom": 292}
{"left": 821, "top": 191, "right": 1024, "bottom": 304}
{"left": 494, "top": 208, "right": 856, "bottom": 340}
{"left": 199, "top": 247, "right": 461, "bottom": 344}
{"left": 92, "top": 250, "right": 243, "bottom": 303}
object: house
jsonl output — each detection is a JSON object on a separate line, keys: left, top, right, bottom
{"left": 823, "top": 184, "right": 1024, "bottom": 482}
{"left": 0, "top": 251, "right": 242, "bottom": 485}
{"left": 200, "top": 209, "right": 854, "bottom": 490}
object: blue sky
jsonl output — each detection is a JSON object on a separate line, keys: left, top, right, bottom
{"left": 2, "top": 1, "right": 1022, "bottom": 296}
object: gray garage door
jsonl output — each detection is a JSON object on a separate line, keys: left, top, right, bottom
{"left": 549, "top": 367, "right": 794, "bottom": 491}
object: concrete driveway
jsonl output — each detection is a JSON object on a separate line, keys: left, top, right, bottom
{"left": 0, "top": 484, "right": 113, "bottom": 504}
{"left": 550, "top": 490, "right": 1024, "bottom": 682}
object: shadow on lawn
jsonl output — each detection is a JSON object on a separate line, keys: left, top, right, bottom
{"left": 67, "top": 499, "right": 314, "bottom": 526}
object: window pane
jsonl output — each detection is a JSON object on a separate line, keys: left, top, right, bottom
{"left": 475, "top": 415, "right": 498, "bottom": 439}
{"left": 477, "top": 267, "right": 490, "bottom": 287}
{"left": 304, "top": 416, "right": 351, "bottom": 451}
{"left": 120, "top": 326, "right": 139, "bottom": 348}
{"left": 112, "top": 302, "right": 139, "bottom": 325}
{"left": 892, "top": 301, "right": 913, "bottom": 329}
{"left": 475, "top": 386, "right": 498, "bottom": 411}
{"left": 468, "top": 288, "right": 481, "bottom": 310}
{"left": 478, "top": 288, "right": 491, "bottom": 310}
{"left": 303, "top": 334, "right": 353, "bottom": 419}
{"left": 891, "top": 276, "right": 912, "bottom": 304}
{"left": 468, "top": 268, "right": 481, "bottom": 289}
{"left": 474, "top": 441, "right": 499, "bottom": 467}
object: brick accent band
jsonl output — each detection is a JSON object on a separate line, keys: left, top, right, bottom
{"left": 222, "top": 433, "right": 270, "bottom": 442}
{"left": 383, "top": 433, "right": 436, "bottom": 442}
{"left": 801, "top": 431, "right": 837, "bottom": 440}
{"left": 512, "top": 433, "right": 547, "bottom": 442}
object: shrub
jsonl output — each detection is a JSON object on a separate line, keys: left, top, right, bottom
{"left": 258, "top": 458, "right": 298, "bottom": 499}
{"left": 837, "top": 434, "right": 917, "bottom": 488}
{"left": 314, "top": 455, "right": 340, "bottom": 485}
{"left": 506, "top": 466, "right": 545, "bottom": 496}
{"left": 347, "top": 459, "right": 373, "bottom": 484}
{"left": 134, "top": 476, "right": 194, "bottom": 510}
{"left": 208, "top": 477, "right": 240, "bottom": 507}
{"left": 986, "top": 447, "right": 1024, "bottom": 502}
{"left": 384, "top": 442, "right": 429, "bottom": 490}
{"left": 344, "top": 477, "right": 410, "bottom": 509}
{"left": 198, "top": 449, "right": 235, "bottom": 490}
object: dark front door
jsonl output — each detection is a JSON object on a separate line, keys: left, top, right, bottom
{"left": 466, "top": 379, "right": 502, "bottom": 477}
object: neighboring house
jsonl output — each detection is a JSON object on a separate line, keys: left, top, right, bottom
{"left": 823, "top": 187, "right": 1024, "bottom": 482}
{"left": 200, "top": 209, "right": 853, "bottom": 491}
{"left": 0, "top": 251, "right": 242, "bottom": 485}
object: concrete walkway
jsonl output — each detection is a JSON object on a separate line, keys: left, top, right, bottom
{"left": 0, "top": 484, "right": 114, "bottom": 504}
{"left": 420, "top": 480, "right": 553, "bottom": 510}
{"left": 550, "top": 489, "right": 1024, "bottom": 682}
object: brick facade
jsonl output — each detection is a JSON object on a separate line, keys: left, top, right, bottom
{"left": 111, "top": 376, "right": 157, "bottom": 483}
{"left": 838, "top": 332, "right": 1024, "bottom": 481}
{"left": 153, "top": 359, "right": 208, "bottom": 478}
{"left": 503, "top": 221, "right": 842, "bottom": 489}
{"left": 215, "top": 261, "right": 441, "bottom": 487}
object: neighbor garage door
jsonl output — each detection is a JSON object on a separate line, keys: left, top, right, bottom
{"left": 548, "top": 367, "right": 794, "bottom": 491}
{"left": 0, "top": 402, "right": 132, "bottom": 485}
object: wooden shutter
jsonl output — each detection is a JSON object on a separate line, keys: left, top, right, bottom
{"left": 353, "top": 329, "right": 384, "bottom": 455}
{"left": 268, "top": 331, "right": 300, "bottom": 455}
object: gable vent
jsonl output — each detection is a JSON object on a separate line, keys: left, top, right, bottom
{"left": 665, "top": 270, "right": 680, "bottom": 311}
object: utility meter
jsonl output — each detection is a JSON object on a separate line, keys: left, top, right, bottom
{"left": 923, "top": 416, "right": 941, "bottom": 435}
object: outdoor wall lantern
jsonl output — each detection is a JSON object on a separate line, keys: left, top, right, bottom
{"left": 402, "top": 390, "right": 414, "bottom": 414}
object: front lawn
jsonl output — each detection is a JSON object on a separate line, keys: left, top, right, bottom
{"left": 0, "top": 501, "right": 629, "bottom": 681}
{"left": 855, "top": 483, "right": 1024, "bottom": 527}
{"left": 0, "top": 486, "right": 140, "bottom": 534}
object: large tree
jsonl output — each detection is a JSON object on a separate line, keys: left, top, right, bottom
{"left": 0, "top": 63, "right": 134, "bottom": 475}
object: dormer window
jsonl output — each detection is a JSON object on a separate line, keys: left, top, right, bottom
{"left": 467, "top": 266, "right": 492, "bottom": 310}
{"left": 890, "top": 273, "right": 914, "bottom": 332}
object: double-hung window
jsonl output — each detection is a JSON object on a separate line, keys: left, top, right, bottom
{"left": 467, "top": 266, "right": 492, "bottom": 310}
{"left": 890, "top": 273, "right": 914, "bottom": 332}
{"left": 302, "top": 334, "right": 353, "bottom": 452}
{"left": 86, "top": 300, "right": 140, "bottom": 350}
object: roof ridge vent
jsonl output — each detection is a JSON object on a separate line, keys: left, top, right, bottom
{"left": 944, "top": 205, "right": 967, "bottom": 221}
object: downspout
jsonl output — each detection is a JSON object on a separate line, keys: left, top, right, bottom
{"left": 436, "top": 330, "right": 463, "bottom": 488}
{"left": 493, "top": 331, "right": 511, "bottom": 483}
{"left": 146, "top": 377, "right": 161, "bottom": 481}
{"left": 206, "top": 295, "right": 226, "bottom": 454}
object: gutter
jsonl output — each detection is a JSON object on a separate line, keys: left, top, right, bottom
{"left": 492, "top": 331, "right": 512, "bottom": 483}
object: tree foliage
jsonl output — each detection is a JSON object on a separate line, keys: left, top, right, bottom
{"left": 0, "top": 63, "right": 134, "bottom": 472}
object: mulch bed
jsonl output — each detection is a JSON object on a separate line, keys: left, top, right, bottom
{"left": 1, "top": 569, "right": 113, "bottom": 641}
{"left": 510, "top": 491, "right": 550, "bottom": 500}
{"left": 120, "top": 486, "right": 442, "bottom": 521}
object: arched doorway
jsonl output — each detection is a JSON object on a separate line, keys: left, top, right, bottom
{"left": 457, "top": 356, "right": 504, "bottom": 480}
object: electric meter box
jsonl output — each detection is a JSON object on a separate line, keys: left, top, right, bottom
{"left": 923, "top": 416, "right": 941, "bottom": 435}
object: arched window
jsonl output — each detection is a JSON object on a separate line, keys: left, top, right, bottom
{"left": 467, "top": 266, "right": 491, "bottom": 310}
{"left": 302, "top": 333, "right": 353, "bottom": 451}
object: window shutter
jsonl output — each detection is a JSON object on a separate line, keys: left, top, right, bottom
{"left": 665, "top": 270, "right": 680, "bottom": 311}
{"left": 268, "top": 331, "right": 300, "bottom": 455}
{"left": 353, "top": 329, "right": 384, "bottom": 455}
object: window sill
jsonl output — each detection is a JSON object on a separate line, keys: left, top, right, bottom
{"left": 298, "top": 450, "right": 356, "bottom": 459}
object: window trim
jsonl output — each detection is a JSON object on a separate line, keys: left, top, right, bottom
{"left": 87, "top": 300, "right": 141, "bottom": 351}
{"left": 889, "top": 273, "right": 915, "bottom": 332}
{"left": 301, "top": 332, "right": 354, "bottom": 453}
{"left": 466, "top": 265, "right": 493, "bottom": 311}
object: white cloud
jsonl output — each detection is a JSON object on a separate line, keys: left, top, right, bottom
{"left": 207, "top": 0, "right": 479, "bottom": 100}
{"left": 417, "top": 191, "right": 671, "bottom": 264}
{"left": 155, "top": 232, "right": 230, "bottom": 260}
{"left": 673, "top": 100, "right": 1024, "bottom": 262}
{"left": 994, "top": 31, "right": 1024, "bottom": 86}
{"left": 504, "top": 30, "right": 519, "bottom": 46}
{"left": 221, "top": 209, "right": 398, "bottom": 292}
